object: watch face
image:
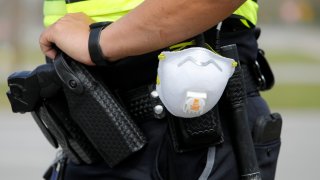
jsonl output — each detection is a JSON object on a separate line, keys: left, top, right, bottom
{"left": 90, "top": 21, "right": 112, "bottom": 29}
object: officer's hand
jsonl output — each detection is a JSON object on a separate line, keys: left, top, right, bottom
{"left": 39, "top": 13, "right": 95, "bottom": 65}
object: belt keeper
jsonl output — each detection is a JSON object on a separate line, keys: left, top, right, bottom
{"left": 118, "top": 85, "right": 166, "bottom": 123}
{"left": 150, "top": 90, "right": 166, "bottom": 119}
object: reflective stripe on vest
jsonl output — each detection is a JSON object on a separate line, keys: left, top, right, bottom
{"left": 233, "top": 0, "right": 259, "bottom": 27}
{"left": 43, "top": 0, "right": 258, "bottom": 27}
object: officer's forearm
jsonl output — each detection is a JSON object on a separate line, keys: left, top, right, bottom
{"left": 100, "top": 0, "right": 245, "bottom": 61}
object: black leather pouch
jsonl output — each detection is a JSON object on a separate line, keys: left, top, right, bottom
{"left": 253, "top": 113, "right": 282, "bottom": 145}
{"left": 253, "top": 113, "right": 282, "bottom": 180}
{"left": 167, "top": 105, "right": 224, "bottom": 153}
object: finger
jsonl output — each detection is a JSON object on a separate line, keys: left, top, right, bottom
{"left": 40, "top": 42, "right": 57, "bottom": 60}
{"left": 39, "top": 28, "right": 57, "bottom": 59}
{"left": 44, "top": 47, "right": 57, "bottom": 60}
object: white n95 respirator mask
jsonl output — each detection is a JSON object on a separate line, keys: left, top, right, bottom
{"left": 156, "top": 47, "right": 237, "bottom": 118}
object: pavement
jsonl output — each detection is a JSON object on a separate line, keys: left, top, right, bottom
{"left": 0, "top": 111, "right": 56, "bottom": 180}
{"left": 1, "top": 109, "right": 320, "bottom": 180}
{"left": 274, "top": 109, "right": 320, "bottom": 180}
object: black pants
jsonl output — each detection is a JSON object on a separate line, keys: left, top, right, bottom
{"left": 55, "top": 26, "right": 281, "bottom": 180}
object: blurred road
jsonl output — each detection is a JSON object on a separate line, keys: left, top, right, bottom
{"left": 0, "top": 109, "right": 320, "bottom": 180}
{"left": 0, "top": 111, "right": 56, "bottom": 180}
{"left": 275, "top": 109, "right": 320, "bottom": 180}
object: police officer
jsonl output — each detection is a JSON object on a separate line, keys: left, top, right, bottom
{"left": 39, "top": 0, "right": 281, "bottom": 180}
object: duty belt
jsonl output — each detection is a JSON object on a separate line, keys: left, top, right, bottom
{"left": 118, "top": 64, "right": 259, "bottom": 123}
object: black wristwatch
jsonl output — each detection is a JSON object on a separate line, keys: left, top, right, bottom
{"left": 88, "top": 21, "right": 112, "bottom": 66}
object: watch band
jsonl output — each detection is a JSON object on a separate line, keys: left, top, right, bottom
{"left": 88, "top": 21, "right": 112, "bottom": 66}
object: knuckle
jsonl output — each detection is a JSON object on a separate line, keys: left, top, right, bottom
{"left": 52, "top": 22, "right": 63, "bottom": 32}
{"left": 39, "top": 30, "right": 48, "bottom": 43}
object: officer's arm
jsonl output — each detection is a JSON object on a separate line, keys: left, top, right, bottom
{"left": 102, "top": 0, "right": 245, "bottom": 61}
{"left": 40, "top": 0, "right": 245, "bottom": 65}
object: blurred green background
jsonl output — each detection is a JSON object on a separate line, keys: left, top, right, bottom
{"left": 1, "top": 0, "right": 320, "bottom": 111}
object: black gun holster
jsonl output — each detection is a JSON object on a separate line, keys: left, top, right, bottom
{"left": 7, "top": 53, "right": 147, "bottom": 167}
{"left": 31, "top": 92, "right": 102, "bottom": 164}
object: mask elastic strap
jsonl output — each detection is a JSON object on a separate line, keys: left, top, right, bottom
{"left": 215, "top": 21, "right": 223, "bottom": 53}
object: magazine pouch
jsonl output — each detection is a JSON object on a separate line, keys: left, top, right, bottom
{"left": 167, "top": 105, "right": 224, "bottom": 153}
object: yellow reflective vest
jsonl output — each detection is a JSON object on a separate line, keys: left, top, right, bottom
{"left": 44, "top": 0, "right": 258, "bottom": 28}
